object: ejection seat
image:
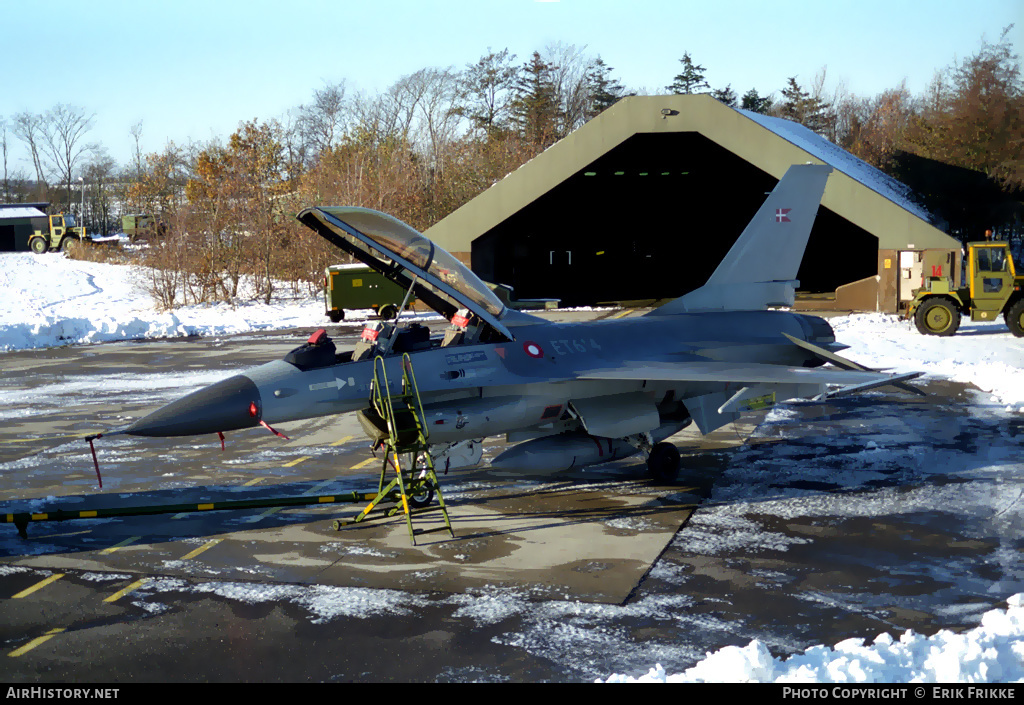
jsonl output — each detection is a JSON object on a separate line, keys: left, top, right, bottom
{"left": 352, "top": 321, "right": 394, "bottom": 361}
{"left": 441, "top": 308, "right": 482, "bottom": 347}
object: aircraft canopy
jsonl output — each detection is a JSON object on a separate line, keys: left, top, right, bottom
{"left": 296, "top": 206, "right": 513, "bottom": 340}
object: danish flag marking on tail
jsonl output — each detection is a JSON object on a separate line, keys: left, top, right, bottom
{"left": 775, "top": 208, "right": 791, "bottom": 223}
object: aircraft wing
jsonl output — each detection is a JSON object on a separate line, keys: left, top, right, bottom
{"left": 578, "top": 360, "right": 918, "bottom": 388}
{"left": 579, "top": 360, "right": 921, "bottom": 435}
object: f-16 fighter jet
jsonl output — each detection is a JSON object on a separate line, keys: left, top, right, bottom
{"left": 117, "top": 164, "right": 920, "bottom": 481}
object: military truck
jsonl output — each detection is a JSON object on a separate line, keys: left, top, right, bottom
{"left": 907, "top": 241, "right": 1024, "bottom": 337}
{"left": 121, "top": 214, "right": 165, "bottom": 243}
{"left": 324, "top": 264, "right": 414, "bottom": 322}
{"left": 28, "top": 214, "right": 89, "bottom": 254}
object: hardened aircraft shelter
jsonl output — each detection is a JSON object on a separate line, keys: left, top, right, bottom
{"left": 425, "top": 94, "right": 960, "bottom": 312}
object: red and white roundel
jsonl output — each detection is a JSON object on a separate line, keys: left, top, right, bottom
{"left": 523, "top": 341, "right": 544, "bottom": 358}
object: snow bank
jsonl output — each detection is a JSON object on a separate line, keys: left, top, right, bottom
{"left": 601, "top": 594, "right": 1024, "bottom": 683}
{"left": 0, "top": 253, "right": 337, "bottom": 350}
{"left": 832, "top": 313, "right": 1024, "bottom": 411}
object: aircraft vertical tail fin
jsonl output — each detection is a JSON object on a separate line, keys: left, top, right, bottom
{"left": 650, "top": 163, "right": 832, "bottom": 314}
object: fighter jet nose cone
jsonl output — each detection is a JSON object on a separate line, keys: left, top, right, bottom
{"left": 125, "top": 374, "right": 262, "bottom": 437}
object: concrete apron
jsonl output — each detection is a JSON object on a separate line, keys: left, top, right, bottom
{"left": 2, "top": 406, "right": 756, "bottom": 604}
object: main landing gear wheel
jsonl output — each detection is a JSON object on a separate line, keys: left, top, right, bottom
{"left": 29, "top": 237, "right": 48, "bottom": 254}
{"left": 407, "top": 483, "right": 434, "bottom": 509}
{"left": 914, "top": 297, "right": 961, "bottom": 336}
{"left": 647, "top": 442, "right": 680, "bottom": 483}
{"left": 1007, "top": 299, "right": 1024, "bottom": 338}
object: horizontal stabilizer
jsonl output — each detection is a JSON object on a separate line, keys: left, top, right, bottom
{"left": 814, "top": 372, "right": 923, "bottom": 400}
{"left": 782, "top": 332, "right": 925, "bottom": 396}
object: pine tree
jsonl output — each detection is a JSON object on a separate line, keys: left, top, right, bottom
{"left": 777, "top": 77, "right": 835, "bottom": 137}
{"left": 667, "top": 52, "right": 709, "bottom": 94}
{"left": 741, "top": 88, "right": 773, "bottom": 114}
{"left": 586, "top": 57, "right": 629, "bottom": 119}
{"left": 710, "top": 84, "right": 737, "bottom": 107}
{"left": 510, "top": 52, "right": 561, "bottom": 146}
{"left": 778, "top": 77, "right": 810, "bottom": 121}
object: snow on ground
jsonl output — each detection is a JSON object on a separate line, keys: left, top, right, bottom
{"left": 0, "top": 252, "right": 347, "bottom": 350}
{"left": 601, "top": 594, "right": 1024, "bottom": 683}
{"left": 3, "top": 251, "right": 1024, "bottom": 682}
{"left": 832, "top": 313, "right": 1024, "bottom": 412}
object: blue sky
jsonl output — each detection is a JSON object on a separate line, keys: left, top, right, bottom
{"left": 1, "top": 0, "right": 1021, "bottom": 171}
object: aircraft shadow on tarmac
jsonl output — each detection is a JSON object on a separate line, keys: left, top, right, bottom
{"left": 0, "top": 467, "right": 701, "bottom": 558}
{"left": 3, "top": 382, "right": 1017, "bottom": 559}
{"left": 678, "top": 389, "right": 1024, "bottom": 512}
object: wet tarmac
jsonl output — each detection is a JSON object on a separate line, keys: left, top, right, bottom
{"left": 1, "top": 320, "right": 1022, "bottom": 681}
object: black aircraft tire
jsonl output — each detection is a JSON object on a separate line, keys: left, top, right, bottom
{"left": 29, "top": 237, "right": 48, "bottom": 254}
{"left": 407, "top": 485, "right": 434, "bottom": 509}
{"left": 647, "top": 442, "right": 681, "bottom": 483}
{"left": 914, "top": 297, "right": 961, "bottom": 336}
{"left": 1007, "top": 299, "right": 1024, "bottom": 338}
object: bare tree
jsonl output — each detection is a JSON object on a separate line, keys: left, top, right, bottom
{"left": 0, "top": 116, "right": 8, "bottom": 201}
{"left": 542, "top": 42, "right": 594, "bottom": 136}
{"left": 130, "top": 120, "right": 144, "bottom": 177}
{"left": 808, "top": 66, "right": 843, "bottom": 142}
{"left": 83, "top": 148, "right": 118, "bottom": 234}
{"left": 459, "top": 48, "right": 519, "bottom": 138}
{"left": 299, "top": 81, "right": 348, "bottom": 158}
{"left": 12, "top": 112, "right": 47, "bottom": 190}
{"left": 40, "top": 104, "right": 97, "bottom": 210}
{"left": 406, "top": 67, "right": 463, "bottom": 167}
{"left": 840, "top": 84, "right": 917, "bottom": 170}
{"left": 278, "top": 107, "right": 310, "bottom": 182}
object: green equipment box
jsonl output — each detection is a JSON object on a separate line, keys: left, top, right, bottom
{"left": 324, "top": 264, "right": 413, "bottom": 322}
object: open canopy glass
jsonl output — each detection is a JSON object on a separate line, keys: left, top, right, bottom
{"left": 296, "top": 206, "right": 513, "bottom": 341}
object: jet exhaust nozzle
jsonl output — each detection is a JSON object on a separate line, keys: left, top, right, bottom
{"left": 124, "top": 374, "right": 262, "bottom": 437}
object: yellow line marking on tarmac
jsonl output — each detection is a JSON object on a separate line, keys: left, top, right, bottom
{"left": 249, "top": 479, "right": 337, "bottom": 520}
{"left": 330, "top": 435, "right": 354, "bottom": 447}
{"left": 243, "top": 478, "right": 263, "bottom": 486}
{"left": 100, "top": 537, "right": 141, "bottom": 554}
{"left": 35, "top": 529, "right": 92, "bottom": 540}
{"left": 284, "top": 456, "right": 310, "bottom": 467}
{"left": 8, "top": 628, "right": 65, "bottom": 658}
{"left": 308, "top": 479, "right": 335, "bottom": 496}
{"left": 180, "top": 539, "right": 222, "bottom": 561}
{"left": 12, "top": 574, "right": 64, "bottom": 599}
{"left": 103, "top": 578, "right": 149, "bottom": 603}
{"left": 609, "top": 309, "right": 632, "bottom": 319}
{"left": 350, "top": 457, "right": 377, "bottom": 470}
